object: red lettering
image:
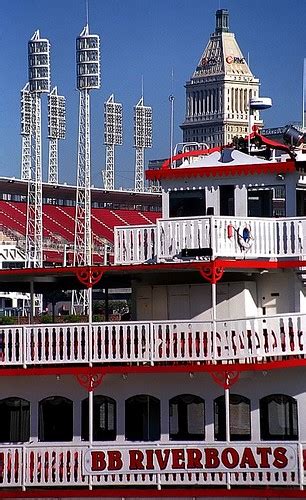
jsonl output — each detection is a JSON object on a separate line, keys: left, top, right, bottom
{"left": 145, "top": 449, "right": 154, "bottom": 470}
{"left": 172, "top": 449, "right": 185, "bottom": 469}
{"left": 187, "top": 448, "right": 203, "bottom": 469}
{"left": 221, "top": 448, "right": 239, "bottom": 469}
{"left": 240, "top": 447, "right": 258, "bottom": 469}
{"left": 107, "top": 450, "right": 122, "bottom": 471}
{"left": 129, "top": 450, "right": 144, "bottom": 470}
{"left": 256, "top": 447, "right": 272, "bottom": 468}
{"left": 204, "top": 448, "right": 220, "bottom": 469}
{"left": 273, "top": 447, "right": 288, "bottom": 469}
{"left": 155, "top": 449, "right": 170, "bottom": 470}
{"left": 91, "top": 451, "right": 106, "bottom": 471}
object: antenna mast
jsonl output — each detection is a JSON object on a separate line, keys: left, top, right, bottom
{"left": 72, "top": 24, "right": 100, "bottom": 314}
{"left": 48, "top": 87, "right": 66, "bottom": 184}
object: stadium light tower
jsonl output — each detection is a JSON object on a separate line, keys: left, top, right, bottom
{"left": 134, "top": 97, "right": 152, "bottom": 192}
{"left": 26, "top": 30, "right": 50, "bottom": 269}
{"left": 72, "top": 24, "right": 100, "bottom": 314}
{"left": 48, "top": 86, "right": 66, "bottom": 184}
{"left": 102, "top": 94, "right": 123, "bottom": 190}
{"left": 20, "top": 83, "right": 32, "bottom": 180}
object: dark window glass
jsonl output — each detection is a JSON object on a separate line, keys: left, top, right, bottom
{"left": 169, "top": 190, "right": 206, "bottom": 218}
{"left": 125, "top": 395, "right": 160, "bottom": 441}
{"left": 0, "top": 397, "right": 30, "bottom": 442}
{"left": 39, "top": 396, "right": 73, "bottom": 442}
{"left": 260, "top": 394, "right": 298, "bottom": 440}
{"left": 82, "top": 396, "right": 116, "bottom": 441}
{"left": 220, "top": 185, "right": 234, "bottom": 216}
{"left": 169, "top": 394, "right": 205, "bottom": 440}
{"left": 214, "top": 394, "right": 251, "bottom": 441}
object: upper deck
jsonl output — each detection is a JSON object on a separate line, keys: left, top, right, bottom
{"left": 116, "top": 133, "right": 306, "bottom": 265}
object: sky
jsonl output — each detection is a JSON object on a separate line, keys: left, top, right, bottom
{"left": 0, "top": 0, "right": 306, "bottom": 189}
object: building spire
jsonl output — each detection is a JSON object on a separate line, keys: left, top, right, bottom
{"left": 215, "top": 9, "right": 229, "bottom": 34}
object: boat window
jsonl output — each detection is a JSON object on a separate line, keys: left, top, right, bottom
{"left": 0, "top": 397, "right": 30, "bottom": 442}
{"left": 38, "top": 396, "right": 73, "bottom": 442}
{"left": 125, "top": 395, "right": 160, "bottom": 441}
{"left": 214, "top": 394, "right": 251, "bottom": 441}
{"left": 169, "top": 394, "right": 205, "bottom": 440}
{"left": 260, "top": 394, "right": 298, "bottom": 440}
{"left": 220, "top": 185, "right": 235, "bottom": 216}
{"left": 169, "top": 190, "right": 206, "bottom": 218}
{"left": 82, "top": 395, "right": 116, "bottom": 441}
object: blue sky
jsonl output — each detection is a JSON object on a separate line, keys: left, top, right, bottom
{"left": 0, "top": 0, "right": 305, "bottom": 188}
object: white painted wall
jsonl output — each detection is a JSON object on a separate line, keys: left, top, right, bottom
{"left": 161, "top": 171, "right": 299, "bottom": 218}
{"left": 2, "top": 369, "right": 306, "bottom": 443}
{"left": 256, "top": 271, "right": 297, "bottom": 315}
{"left": 135, "top": 281, "right": 257, "bottom": 321}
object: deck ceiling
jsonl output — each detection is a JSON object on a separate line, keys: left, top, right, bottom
{"left": 0, "top": 260, "right": 302, "bottom": 293}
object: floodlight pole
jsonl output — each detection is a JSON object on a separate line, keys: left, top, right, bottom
{"left": 48, "top": 87, "right": 66, "bottom": 185}
{"left": 25, "top": 30, "right": 50, "bottom": 271}
{"left": 48, "top": 138, "right": 58, "bottom": 184}
{"left": 135, "top": 148, "right": 145, "bottom": 192}
{"left": 72, "top": 25, "right": 100, "bottom": 315}
{"left": 134, "top": 97, "right": 152, "bottom": 192}
{"left": 21, "top": 83, "right": 32, "bottom": 181}
{"left": 103, "top": 94, "right": 123, "bottom": 190}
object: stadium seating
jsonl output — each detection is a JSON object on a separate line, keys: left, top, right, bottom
{"left": 0, "top": 201, "right": 161, "bottom": 263}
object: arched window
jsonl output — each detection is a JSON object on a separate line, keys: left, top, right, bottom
{"left": 82, "top": 396, "right": 116, "bottom": 441}
{"left": 0, "top": 397, "right": 30, "bottom": 442}
{"left": 169, "top": 394, "right": 205, "bottom": 441}
{"left": 214, "top": 394, "right": 251, "bottom": 441}
{"left": 125, "top": 395, "right": 160, "bottom": 441}
{"left": 260, "top": 394, "right": 298, "bottom": 440}
{"left": 39, "top": 396, "right": 73, "bottom": 442}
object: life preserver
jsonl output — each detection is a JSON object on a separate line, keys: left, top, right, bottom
{"left": 237, "top": 224, "right": 253, "bottom": 251}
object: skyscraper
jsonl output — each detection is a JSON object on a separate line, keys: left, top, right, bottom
{"left": 181, "top": 9, "right": 262, "bottom": 148}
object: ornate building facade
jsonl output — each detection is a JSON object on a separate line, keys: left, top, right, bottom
{"left": 181, "top": 9, "right": 262, "bottom": 148}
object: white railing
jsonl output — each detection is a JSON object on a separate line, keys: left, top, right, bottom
{"left": 114, "top": 224, "right": 157, "bottom": 264}
{"left": 114, "top": 216, "right": 306, "bottom": 264}
{"left": 0, "top": 443, "right": 302, "bottom": 489}
{"left": 0, "top": 313, "right": 306, "bottom": 367}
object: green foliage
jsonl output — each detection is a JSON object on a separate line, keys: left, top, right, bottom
{"left": 0, "top": 316, "right": 17, "bottom": 325}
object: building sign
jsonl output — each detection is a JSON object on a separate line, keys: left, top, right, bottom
{"left": 199, "top": 56, "right": 221, "bottom": 67}
{"left": 83, "top": 445, "right": 297, "bottom": 475}
{"left": 226, "top": 55, "right": 245, "bottom": 64}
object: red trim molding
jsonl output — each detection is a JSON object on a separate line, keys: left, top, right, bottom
{"left": 0, "top": 487, "right": 306, "bottom": 498}
{"left": 2, "top": 357, "right": 306, "bottom": 377}
{"left": 146, "top": 159, "right": 295, "bottom": 181}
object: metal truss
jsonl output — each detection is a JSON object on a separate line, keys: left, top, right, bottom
{"left": 103, "top": 144, "right": 115, "bottom": 190}
{"left": 134, "top": 147, "right": 145, "bottom": 192}
{"left": 21, "top": 134, "right": 31, "bottom": 180}
{"left": 25, "top": 94, "right": 43, "bottom": 269}
{"left": 48, "top": 138, "right": 58, "bottom": 184}
{"left": 72, "top": 90, "right": 91, "bottom": 314}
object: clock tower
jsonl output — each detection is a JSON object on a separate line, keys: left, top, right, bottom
{"left": 180, "top": 9, "right": 262, "bottom": 147}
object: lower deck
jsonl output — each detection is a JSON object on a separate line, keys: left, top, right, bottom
{"left": 0, "top": 370, "right": 306, "bottom": 494}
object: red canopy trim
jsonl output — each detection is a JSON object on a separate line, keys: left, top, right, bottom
{"left": 146, "top": 159, "right": 296, "bottom": 181}
{"left": 160, "top": 146, "right": 221, "bottom": 170}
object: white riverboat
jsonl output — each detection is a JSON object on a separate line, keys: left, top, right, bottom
{"left": 1, "top": 130, "right": 306, "bottom": 499}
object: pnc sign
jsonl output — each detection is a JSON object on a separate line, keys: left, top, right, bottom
{"left": 226, "top": 55, "right": 245, "bottom": 64}
{"left": 83, "top": 445, "right": 297, "bottom": 475}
